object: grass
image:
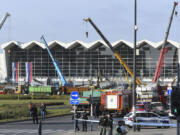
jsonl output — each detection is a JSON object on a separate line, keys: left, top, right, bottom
{"left": 0, "top": 95, "right": 72, "bottom": 122}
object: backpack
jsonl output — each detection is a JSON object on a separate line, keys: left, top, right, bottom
{"left": 117, "top": 126, "right": 122, "bottom": 133}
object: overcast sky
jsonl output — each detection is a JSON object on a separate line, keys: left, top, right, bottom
{"left": 0, "top": 0, "right": 180, "bottom": 50}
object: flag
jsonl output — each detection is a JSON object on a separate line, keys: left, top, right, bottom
{"left": 12, "top": 62, "right": 19, "bottom": 83}
{"left": 16, "top": 62, "right": 19, "bottom": 83}
{"left": 12, "top": 62, "right": 16, "bottom": 82}
{"left": 26, "top": 62, "right": 32, "bottom": 83}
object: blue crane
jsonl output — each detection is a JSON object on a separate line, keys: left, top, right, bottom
{"left": 41, "top": 35, "right": 69, "bottom": 86}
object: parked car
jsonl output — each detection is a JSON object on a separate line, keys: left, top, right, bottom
{"left": 123, "top": 111, "right": 171, "bottom": 128}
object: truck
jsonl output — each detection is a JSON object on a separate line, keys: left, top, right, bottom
{"left": 77, "top": 90, "right": 102, "bottom": 112}
{"left": 101, "top": 90, "right": 132, "bottom": 116}
{"left": 76, "top": 89, "right": 132, "bottom": 116}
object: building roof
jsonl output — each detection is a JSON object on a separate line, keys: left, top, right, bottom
{"left": 1, "top": 39, "right": 180, "bottom": 50}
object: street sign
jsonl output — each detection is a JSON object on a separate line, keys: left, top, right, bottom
{"left": 71, "top": 91, "right": 79, "bottom": 100}
{"left": 71, "top": 99, "right": 79, "bottom": 105}
{"left": 70, "top": 91, "right": 79, "bottom": 105}
{"left": 167, "top": 87, "right": 172, "bottom": 95}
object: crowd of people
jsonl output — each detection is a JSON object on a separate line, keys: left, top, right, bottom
{"left": 72, "top": 111, "right": 89, "bottom": 132}
{"left": 99, "top": 113, "right": 113, "bottom": 135}
{"left": 28, "top": 103, "right": 46, "bottom": 124}
{"left": 73, "top": 110, "right": 128, "bottom": 135}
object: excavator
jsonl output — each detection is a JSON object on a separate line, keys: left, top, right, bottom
{"left": 83, "top": 18, "right": 142, "bottom": 86}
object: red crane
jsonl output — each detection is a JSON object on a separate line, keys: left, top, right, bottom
{"left": 153, "top": 2, "right": 178, "bottom": 83}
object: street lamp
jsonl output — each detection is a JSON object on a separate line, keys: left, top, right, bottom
{"left": 133, "top": 0, "right": 137, "bottom": 131}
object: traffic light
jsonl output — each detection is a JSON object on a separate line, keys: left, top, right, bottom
{"left": 171, "top": 86, "right": 180, "bottom": 116}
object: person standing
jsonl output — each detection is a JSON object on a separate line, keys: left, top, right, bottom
{"left": 82, "top": 111, "right": 88, "bottom": 131}
{"left": 107, "top": 114, "right": 113, "bottom": 135}
{"left": 99, "top": 113, "right": 107, "bottom": 135}
{"left": 72, "top": 112, "right": 80, "bottom": 131}
{"left": 28, "top": 102, "right": 32, "bottom": 118}
{"left": 31, "top": 104, "right": 38, "bottom": 124}
{"left": 40, "top": 103, "right": 46, "bottom": 120}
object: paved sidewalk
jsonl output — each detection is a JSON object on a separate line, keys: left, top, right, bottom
{"left": 51, "top": 127, "right": 176, "bottom": 135}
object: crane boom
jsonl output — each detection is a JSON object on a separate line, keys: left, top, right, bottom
{"left": 41, "top": 35, "right": 68, "bottom": 86}
{"left": 153, "top": 2, "right": 178, "bottom": 83}
{"left": 0, "top": 12, "right": 10, "bottom": 30}
{"left": 84, "top": 18, "right": 142, "bottom": 86}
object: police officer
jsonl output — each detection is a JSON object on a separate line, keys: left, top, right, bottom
{"left": 82, "top": 111, "right": 88, "bottom": 131}
{"left": 115, "top": 121, "right": 127, "bottom": 135}
{"left": 107, "top": 114, "right": 113, "bottom": 135}
{"left": 72, "top": 112, "right": 81, "bottom": 131}
{"left": 99, "top": 113, "right": 107, "bottom": 135}
{"left": 31, "top": 104, "right": 38, "bottom": 124}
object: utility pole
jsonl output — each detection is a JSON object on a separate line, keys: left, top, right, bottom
{"left": 133, "top": 0, "right": 137, "bottom": 131}
{"left": 177, "top": 43, "right": 180, "bottom": 135}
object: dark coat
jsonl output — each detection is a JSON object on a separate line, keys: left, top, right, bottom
{"left": 31, "top": 106, "right": 38, "bottom": 116}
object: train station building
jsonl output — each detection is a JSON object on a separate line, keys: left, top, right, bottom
{"left": 0, "top": 39, "right": 179, "bottom": 85}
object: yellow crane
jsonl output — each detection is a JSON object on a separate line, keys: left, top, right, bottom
{"left": 84, "top": 18, "right": 142, "bottom": 86}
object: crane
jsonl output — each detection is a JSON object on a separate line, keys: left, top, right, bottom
{"left": 153, "top": 2, "right": 178, "bottom": 83}
{"left": 84, "top": 18, "right": 142, "bottom": 86}
{"left": 0, "top": 12, "right": 10, "bottom": 30}
{"left": 41, "top": 35, "right": 69, "bottom": 87}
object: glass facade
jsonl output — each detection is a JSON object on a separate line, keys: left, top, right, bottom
{"left": 7, "top": 42, "right": 178, "bottom": 83}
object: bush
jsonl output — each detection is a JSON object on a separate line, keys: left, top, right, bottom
{"left": 0, "top": 104, "right": 29, "bottom": 120}
{"left": 0, "top": 94, "right": 69, "bottom": 100}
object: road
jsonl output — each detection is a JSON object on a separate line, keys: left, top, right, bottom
{"left": 0, "top": 115, "right": 177, "bottom": 135}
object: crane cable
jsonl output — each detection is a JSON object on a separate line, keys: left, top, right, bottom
{"left": 83, "top": 19, "right": 131, "bottom": 86}
{"left": 7, "top": 16, "right": 12, "bottom": 41}
{"left": 83, "top": 20, "right": 89, "bottom": 38}
{"left": 7, "top": 15, "right": 11, "bottom": 41}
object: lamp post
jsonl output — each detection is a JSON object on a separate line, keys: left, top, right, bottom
{"left": 133, "top": 0, "right": 137, "bottom": 131}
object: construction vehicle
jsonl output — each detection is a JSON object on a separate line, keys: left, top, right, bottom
{"left": 41, "top": 36, "right": 89, "bottom": 94}
{"left": 41, "top": 35, "right": 69, "bottom": 87}
{"left": 41, "top": 35, "right": 70, "bottom": 94}
{"left": 153, "top": 2, "right": 178, "bottom": 83}
{"left": 84, "top": 18, "right": 142, "bottom": 86}
{"left": 152, "top": 2, "right": 178, "bottom": 105}
{"left": 136, "top": 2, "right": 178, "bottom": 105}
{"left": 84, "top": 2, "right": 177, "bottom": 108}
{"left": 76, "top": 89, "right": 132, "bottom": 116}
{"left": 101, "top": 90, "right": 132, "bottom": 115}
